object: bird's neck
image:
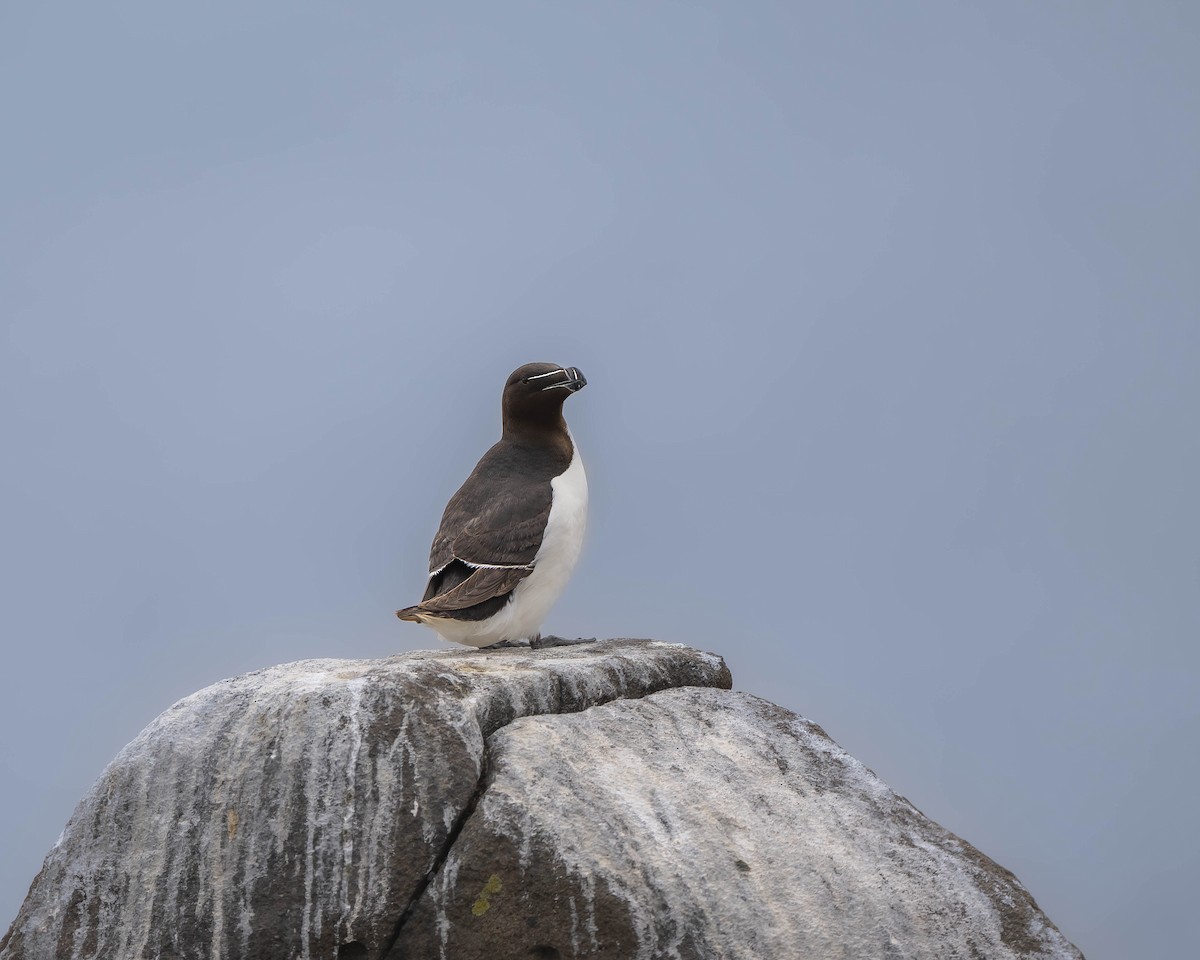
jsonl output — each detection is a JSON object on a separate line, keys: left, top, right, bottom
{"left": 502, "top": 410, "right": 568, "bottom": 441}
{"left": 501, "top": 415, "right": 574, "bottom": 466}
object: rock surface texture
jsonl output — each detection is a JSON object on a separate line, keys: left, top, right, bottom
{"left": 0, "top": 640, "right": 1082, "bottom": 960}
{"left": 392, "top": 688, "right": 1082, "bottom": 960}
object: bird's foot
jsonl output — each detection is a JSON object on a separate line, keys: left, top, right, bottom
{"left": 530, "top": 635, "right": 599, "bottom": 649}
{"left": 483, "top": 638, "right": 531, "bottom": 649}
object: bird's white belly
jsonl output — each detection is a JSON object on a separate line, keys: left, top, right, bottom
{"left": 434, "top": 442, "right": 588, "bottom": 647}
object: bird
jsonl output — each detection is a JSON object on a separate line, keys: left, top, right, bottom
{"left": 396, "top": 362, "right": 590, "bottom": 648}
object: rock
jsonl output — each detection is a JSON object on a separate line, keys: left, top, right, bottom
{"left": 391, "top": 687, "right": 1083, "bottom": 959}
{"left": 0, "top": 640, "right": 731, "bottom": 960}
{"left": 1, "top": 641, "right": 1083, "bottom": 960}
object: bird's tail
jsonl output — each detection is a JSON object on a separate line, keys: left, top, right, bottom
{"left": 395, "top": 605, "right": 426, "bottom": 623}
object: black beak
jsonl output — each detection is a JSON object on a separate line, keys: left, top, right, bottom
{"left": 540, "top": 367, "right": 587, "bottom": 392}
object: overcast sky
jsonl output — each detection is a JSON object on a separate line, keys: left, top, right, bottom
{"left": 2, "top": 3, "right": 1197, "bottom": 957}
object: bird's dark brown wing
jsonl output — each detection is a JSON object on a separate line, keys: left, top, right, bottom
{"left": 418, "top": 437, "right": 570, "bottom": 616}
{"left": 420, "top": 478, "right": 548, "bottom": 614}
{"left": 417, "top": 565, "right": 533, "bottom": 613}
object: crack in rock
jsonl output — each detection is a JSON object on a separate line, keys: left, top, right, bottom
{"left": 378, "top": 745, "right": 495, "bottom": 959}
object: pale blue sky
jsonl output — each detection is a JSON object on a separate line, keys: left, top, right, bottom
{"left": 2, "top": 3, "right": 1197, "bottom": 957}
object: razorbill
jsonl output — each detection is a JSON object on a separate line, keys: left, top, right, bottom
{"left": 396, "top": 362, "right": 590, "bottom": 648}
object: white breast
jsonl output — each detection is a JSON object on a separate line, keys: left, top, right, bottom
{"left": 522, "top": 437, "right": 589, "bottom": 611}
{"left": 432, "top": 437, "right": 588, "bottom": 647}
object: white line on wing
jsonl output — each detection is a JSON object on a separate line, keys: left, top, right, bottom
{"left": 429, "top": 559, "right": 534, "bottom": 576}
{"left": 461, "top": 560, "right": 536, "bottom": 570}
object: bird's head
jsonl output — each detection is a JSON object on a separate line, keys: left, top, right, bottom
{"left": 502, "top": 362, "right": 587, "bottom": 430}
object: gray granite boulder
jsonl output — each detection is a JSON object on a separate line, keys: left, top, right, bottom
{"left": 2, "top": 641, "right": 1082, "bottom": 960}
